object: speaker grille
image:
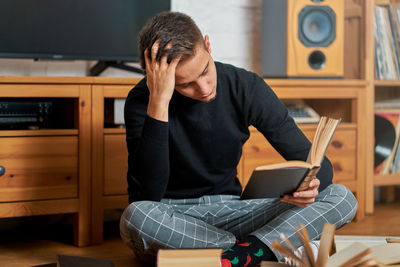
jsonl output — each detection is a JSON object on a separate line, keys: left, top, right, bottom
{"left": 298, "top": 5, "right": 336, "bottom": 47}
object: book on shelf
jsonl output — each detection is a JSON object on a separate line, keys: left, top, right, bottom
{"left": 241, "top": 117, "right": 340, "bottom": 199}
{"left": 285, "top": 100, "right": 320, "bottom": 124}
{"left": 375, "top": 98, "right": 400, "bottom": 109}
{"left": 374, "top": 4, "right": 400, "bottom": 80}
{"left": 390, "top": 3, "right": 400, "bottom": 75}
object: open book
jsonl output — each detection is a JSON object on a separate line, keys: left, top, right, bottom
{"left": 262, "top": 223, "right": 337, "bottom": 267}
{"left": 263, "top": 223, "right": 400, "bottom": 267}
{"left": 241, "top": 116, "right": 341, "bottom": 199}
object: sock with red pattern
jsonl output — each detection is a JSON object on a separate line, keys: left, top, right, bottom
{"left": 221, "top": 236, "right": 277, "bottom": 267}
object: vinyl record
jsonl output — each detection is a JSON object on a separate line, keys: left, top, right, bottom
{"left": 374, "top": 114, "right": 396, "bottom": 168}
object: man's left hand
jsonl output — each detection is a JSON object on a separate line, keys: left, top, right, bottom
{"left": 280, "top": 177, "right": 320, "bottom": 207}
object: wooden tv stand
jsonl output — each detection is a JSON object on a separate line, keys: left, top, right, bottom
{"left": 0, "top": 76, "right": 367, "bottom": 245}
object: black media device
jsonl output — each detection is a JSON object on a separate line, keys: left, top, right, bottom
{"left": 0, "top": 0, "right": 170, "bottom": 75}
{"left": 0, "top": 101, "right": 53, "bottom": 130}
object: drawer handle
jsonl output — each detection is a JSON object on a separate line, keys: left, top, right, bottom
{"left": 331, "top": 140, "right": 342, "bottom": 148}
{"left": 333, "top": 163, "right": 343, "bottom": 172}
{"left": 251, "top": 145, "right": 260, "bottom": 152}
{"left": 0, "top": 166, "right": 5, "bottom": 176}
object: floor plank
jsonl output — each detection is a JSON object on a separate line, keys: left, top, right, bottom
{"left": 0, "top": 237, "right": 143, "bottom": 267}
{"left": 0, "top": 202, "right": 399, "bottom": 267}
{"left": 336, "top": 202, "right": 400, "bottom": 236}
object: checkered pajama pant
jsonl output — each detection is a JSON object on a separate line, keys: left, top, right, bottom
{"left": 120, "top": 184, "right": 357, "bottom": 263}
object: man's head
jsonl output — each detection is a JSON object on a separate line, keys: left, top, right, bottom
{"left": 138, "top": 12, "right": 204, "bottom": 71}
{"left": 138, "top": 12, "right": 217, "bottom": 102}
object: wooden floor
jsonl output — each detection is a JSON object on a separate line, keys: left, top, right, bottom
{"left": 336, "top": 202, "right": 400, "bottom": 236}
{"left": 0, "top": 202, "right": 399, "bottom": 267}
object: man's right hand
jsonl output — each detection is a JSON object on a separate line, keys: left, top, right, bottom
{"left": 145, "top": 40, "right": 181, "bottom": 122}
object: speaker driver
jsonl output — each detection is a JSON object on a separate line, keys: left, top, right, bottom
{"left": 298, "top": 6, "right": 336, "bottom": 47}
{"left": 308, "top": 50, "right": 326, "bottom": 69}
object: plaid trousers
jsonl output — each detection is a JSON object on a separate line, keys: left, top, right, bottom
{"left": 120, "top": 184, "right": 357, "bottom": 263}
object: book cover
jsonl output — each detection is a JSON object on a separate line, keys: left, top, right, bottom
{"left": 157, "top": 249, "right": 222, "bottom": 267}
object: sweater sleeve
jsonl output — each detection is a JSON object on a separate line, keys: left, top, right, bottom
{"left": 124, "top": 80, "right": 170, "bottom": 202}
{"left": 246, "top": 76, "right": 333, "bottom": 191}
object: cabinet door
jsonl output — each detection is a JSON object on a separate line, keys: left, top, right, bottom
{"left": 104, "top": 134, "right": 128, "bottom": 195}
{"left": 0, "top": 136, "right": 78, "bottom": 202}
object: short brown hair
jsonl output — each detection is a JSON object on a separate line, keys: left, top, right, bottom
{"left": 137, "top": 12, "right": 204, "bottom": 71}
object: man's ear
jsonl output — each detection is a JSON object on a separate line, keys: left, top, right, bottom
{"left": 204, "top": 35, "right": 211, "bottom": 53}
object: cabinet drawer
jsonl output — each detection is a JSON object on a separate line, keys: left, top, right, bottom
{"left": 302, "top": 127, "right": 356, "bottom": 184}
{"left": 0, "top": 136, "right": 78, "bottom": 202}
{"left": 104, "top": 134, "right": 128, "bottom": 195}
{"left": 240, "top": 131, "right": 284, "bottom": 186}
{"left": 240, "top": 126, "right": 356, "bottom": 186}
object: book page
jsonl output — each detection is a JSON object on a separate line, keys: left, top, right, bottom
{"left": 371, "top": 243, "right": 400, "bottom": 265}
{"left": 255, "top": 161, "right": 312, "bottom": 171}
{"left": 308, "top": 117, "right": 341, "bottom": 167}
{"left": 316, "top": 223, "right": 336, "bottom": 267}
{"left": 326, "top": 242, "right": 371, "bottom": 267}
{"left": 307, "top": 117, "right": 327, "bottom": 164}
{"left": 299, "top": 117, "right": 340, "bottom": 191}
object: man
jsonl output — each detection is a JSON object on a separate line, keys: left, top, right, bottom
{"left": 120, "top": 11, "right": 357, "bottom": 267}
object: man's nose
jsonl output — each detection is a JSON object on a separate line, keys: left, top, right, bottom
{"left": 197, "top": 79, "right": 209, "bottom": 95}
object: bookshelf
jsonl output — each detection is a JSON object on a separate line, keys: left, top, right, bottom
{"left": 375, "top": 80, "right": 400, "bottom": 86}
{"left": 364, "top": 0, "right": 400, "bottom": 213}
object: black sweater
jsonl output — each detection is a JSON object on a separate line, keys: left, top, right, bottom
{"left": 124, "top": 62, "right": 333, "bottom": 203}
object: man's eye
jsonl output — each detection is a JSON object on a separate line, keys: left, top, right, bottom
{"left": 180, "top": 83, "right": 190, "bottom": 88}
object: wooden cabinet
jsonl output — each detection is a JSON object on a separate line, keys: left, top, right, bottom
{"left": 0, "top": 75, "right": 367, "bottom": 245}
{"left": 0, "top": 77, "right": 91, "bottom": 246}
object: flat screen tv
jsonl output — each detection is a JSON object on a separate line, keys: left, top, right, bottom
{"left": 0, "top": 0, "right": 170, "bottom": 63}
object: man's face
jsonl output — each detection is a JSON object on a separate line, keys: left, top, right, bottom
{"left": 174, "top": 38, "right": 217, "bottom": 102}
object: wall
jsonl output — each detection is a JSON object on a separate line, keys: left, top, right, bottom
{"left": 0, "top": 0, "right": 262, "bottom": 77}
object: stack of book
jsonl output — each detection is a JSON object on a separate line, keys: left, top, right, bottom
{"left": 375, "top": 3, "right": 400, "bottom": 80}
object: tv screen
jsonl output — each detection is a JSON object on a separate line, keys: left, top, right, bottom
{"left": 0, "top": 0, "right": 170, "bottom": 62}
